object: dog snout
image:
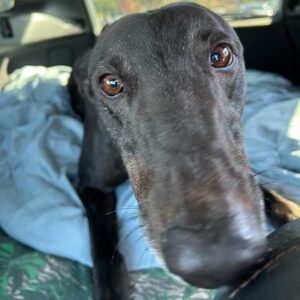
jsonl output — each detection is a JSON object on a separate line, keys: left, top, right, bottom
{"left": 162, "top": 225, "right": 266, "bottom": 288}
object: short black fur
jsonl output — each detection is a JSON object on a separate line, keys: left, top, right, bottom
{"left": 69, "top": 3, "right": 267, "bottom": 299}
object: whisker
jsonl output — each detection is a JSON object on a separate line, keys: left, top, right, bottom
{"left": 131, "top": 232, "right": 147, "bottom": 267}
{"left": 111, "top": 225, "right": 141, "bottom": 264}
{"left": 119, "top": 214, "right": 139, "bottom": 225}
{"left": 145, "top": 239, "right": 152, "bottom": 268}
{"left": 106, "top": 206, "right": 139, "bottom": 216}
{"left": 138, "top": 243, "right": 149, "bottom": 267}
{"left": 260, "top": 180, "right": 278, "bottom": 186}
{"left": 249, "top": 169, "right": 270, "bottom": 178}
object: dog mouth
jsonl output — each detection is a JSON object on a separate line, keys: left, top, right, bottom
{"left": 159, "top": 225, "right": 267, "bottom": 288}
{"left": 137, "top": 213, "right": 267, "bottom": 289}
{"left": 123, "top": 148, "right": 266, "bottom": 288}
{"left": 134, "top": 180, "right": 267, "bottom": 289}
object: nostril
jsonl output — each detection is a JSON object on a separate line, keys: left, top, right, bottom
{"left": 162, "top": 227, "right": 267, "bottom": 288}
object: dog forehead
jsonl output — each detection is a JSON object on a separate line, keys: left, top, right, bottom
{"left": 99, "top": 3, "right": 228, "bottom": 49}
{"left": 89, "top": 3, "right": 240, "bottom": 76}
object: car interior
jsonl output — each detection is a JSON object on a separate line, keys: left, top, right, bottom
{"left": 1, "top": 0, "right": 300, "bottom": 85}
{"left": 0, "top": 0, "right": 300, "bottom": 299}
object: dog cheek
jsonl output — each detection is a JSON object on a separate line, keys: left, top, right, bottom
{"left": 124, "top": 158, "right": 168, "bottom": 234}
{"left": 123, "top": 158, "right": 155, "bottom": 200}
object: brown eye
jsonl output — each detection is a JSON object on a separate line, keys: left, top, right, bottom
{"left": 211, "top": 44, "right": 234, "bottom": 68}
{"left": 100, "top": 74, "right": 124, "bottom": 97}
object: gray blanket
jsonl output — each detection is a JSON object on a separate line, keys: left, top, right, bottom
{"left": 0, "top": 66, "right": 299, "bottom": 272}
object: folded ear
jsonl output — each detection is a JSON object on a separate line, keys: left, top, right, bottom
{"left": 69, "top": 44, "right": 126, "bottom": 192}
{"left": 68, "top": 22, "right": 110, "bottom": 118}
{"left": 68, "top": 50, "right": 92, "bottom": 119}
{"left": 101, "top": 23, "right": 110, "bottom": 33}
{"left": 78, "top": 99, "right": 127, "bottom": 191}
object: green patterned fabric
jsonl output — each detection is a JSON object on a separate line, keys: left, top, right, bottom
{"left": 130, "top": 270, "right": 217, "bottom": 300}
{"left": 0, "top": 228, "right": 216, "bottom": 300}
{"left": 0, "top": 229, "right": 94, "bottom": 300}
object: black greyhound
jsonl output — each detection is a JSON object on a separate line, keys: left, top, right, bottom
{"left": 69, "top": 3, "right": 267, "bottom": 299}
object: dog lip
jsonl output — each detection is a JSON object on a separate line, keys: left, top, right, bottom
{"left": 161, "top": 226, "right": 267, "bottom": 288}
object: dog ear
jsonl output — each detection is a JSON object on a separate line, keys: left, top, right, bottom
{"left": 69, "top": 23, "right": 111, "bottom": 118}
{"left": 78, "top": 100, "right": 127, "bottom": 191}
{"left": 68, "top": 50, "right": 93, "bottom": 119}
{"left": 101, "top": 23, "right": 110, "bottom": 33}
{"left": 69, "top": 45, "right": 126, "bottom": 192}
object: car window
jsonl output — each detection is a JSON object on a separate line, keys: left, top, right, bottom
{"left": 93, "top": 0, "right": 281, "bottom": 28}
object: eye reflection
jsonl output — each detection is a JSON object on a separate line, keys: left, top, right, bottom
{"left": 211, "top": 44, "right": 234, "bottom": 68}
{"left": 100, "top": 74, "right": 124, "bottom": 96}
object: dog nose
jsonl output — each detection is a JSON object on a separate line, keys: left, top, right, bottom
{"left": 162, "top": 227, "right": 267, "bottom": 288}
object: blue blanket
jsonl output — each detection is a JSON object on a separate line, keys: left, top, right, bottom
{"left": 244, "top": 70, "right": 300, "bottom": 203}
{"left": 0, "top": 66, "right": 159, "bottom": 270}
{"left": 0, "top": 67, "right": 299, "bottom": 270}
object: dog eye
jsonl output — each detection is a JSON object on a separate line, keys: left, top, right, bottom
{"left": 100, "top": 74, "right": 124, "bottom": 97}
{"left": 210, "top": 44, "right": 233, "bottom": 68}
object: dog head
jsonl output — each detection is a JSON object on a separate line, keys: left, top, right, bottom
{"left": 81, "top": 3, "right": 266, "bottom": 288}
